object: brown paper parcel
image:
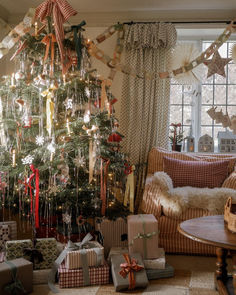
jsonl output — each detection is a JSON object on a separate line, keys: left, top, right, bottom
{"left": 128, "top": 214, "right": 158, "bottom": 259}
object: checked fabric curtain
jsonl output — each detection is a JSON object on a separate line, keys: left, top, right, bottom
{"left": 120, "top": 23, "right": 177, "bottom": 210}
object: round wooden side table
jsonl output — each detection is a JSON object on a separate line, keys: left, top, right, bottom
{"left": 178, "top": 215, "right": 236, "bottom": 295}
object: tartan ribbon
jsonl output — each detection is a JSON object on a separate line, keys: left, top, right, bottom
{"left": 129, "top": 214, "right": 157, "bottom": 259}
{"left": 71, "top": 20, "right": 86, "bottom": 70}
{"left": 48, "top": 233, "right": 103, "bottom": 293}
{"left": 4, "top": 260, "right": 26, "bottom": 295}
{"left": 35, "top": 0, "right": 77, "bottom": 71}
{"left": 119, "top": 253, "right": 144, "bottom": 290}
{"left": 41, "top": 33, "right": 57, "bottom": 77}
{"left": 29, "top": 164, "right": 40, "bottom": 228}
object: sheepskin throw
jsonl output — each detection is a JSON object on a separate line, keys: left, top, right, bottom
{"left": 151, "top": 172, "right": 236, "bottom": 217}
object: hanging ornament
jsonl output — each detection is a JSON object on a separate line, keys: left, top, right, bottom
{"left": 35, "top": 135, "right": 45, "bottom": 146}
{"left": 229, "top": 116, "right": 236, "bottom": 134}
{"left": 207, "top": 106, "right": 217, "bottom": 120}
{"left": 108, "top": 132, "right": 123, "bottom": 143}
{"left": 83, "top": 109, "right": 90, "bottom": 123}
{"left": 230, "top": 44, "right": 236, "bottom": 64}
{"left": 64, "top": 98, "right": 73, "bottom": 110}
{"left": 62, "top": 213, "right": 71, "bottom": 224}
{"left": 15, "top": 71, "right": 25, "bottom": 81}
{"left": 221, "top": 113, "right": 231, "bottom": 128}
{"left": 47, "top": 142, "right": 56, "bottom": 153}
{"left": 204, "top": 51, "right": 231, "bottom": 78}
{"left": 85, "top": 87, "right": 90, "bottom": 98}
{"left": 170, "top": 43, "right": 204, "bottom": 84}
{"left": 22, "top": 155, "right": 34, "bottom": 165}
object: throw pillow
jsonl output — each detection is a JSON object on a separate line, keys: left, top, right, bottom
{"left": 163, "top": 156, "right": 229, "bottom": 188}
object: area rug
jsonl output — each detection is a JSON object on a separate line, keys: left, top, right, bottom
{"left": 32, "top": 255, "right": 228, "bottom": 295}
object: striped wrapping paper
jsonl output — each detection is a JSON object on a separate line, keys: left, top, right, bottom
{"left": 58, "top": 261, "right": 109, "bottom": 288}
{"left": 0, "top": 221, "right": 17, "bottom": 239}
{"left": 95, "top": 217, "right": 128, "bottom": 257}
{"left": 65, "top": 241, "right": 104, "bottom": 269}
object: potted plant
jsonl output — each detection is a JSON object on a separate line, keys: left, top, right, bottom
{"left": 169, "top": 123, "right": 184, "bottom": 152}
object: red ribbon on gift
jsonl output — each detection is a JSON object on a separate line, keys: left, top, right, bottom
{"left": 119, "top": 253, "right": 144, "bottom": 290}
{"left": 41, "top": 33, "right": 57, "bottom": 77}
{"left": 100, "top": 157, "right": 110, "bottom": 216}
{"left": 35, "top": 0, "right": 77, "bottom": 73}
{"left": 28, "top": 165, "right": 40, "bottom": 228}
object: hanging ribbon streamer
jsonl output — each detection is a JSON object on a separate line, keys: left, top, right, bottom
{"left": 0, "top": 8, "right": 35, "bottom": 59}
{"left": 100, "top": 157, "right": 110, "bottom": 216}
{"left": 41, "top": 33, "right": 57, "bottom": 77}
{"left": 41, "top": 89, "right": 55, "bottom": 137}
{"left": 89, "top": 139, "right": 97, "bottom": 184}
{"left": 123, "top": 165, "right": 135, "bottom": 213}
{"left": 35, "top": 0, "right": 77, "bottom": 72}
{"left": 101, "top": 79, "right": 112, "bottom": 113}
{"left": 71, "top": 20, "right": 86, "bottom": 70}
{"left": 28, "top": 164, "right": 40, "bottom": 229}
{"left": 119, "top": 253, "right": 144, "bottom": 290}
{"left": 10, "top": 40, "right": 27, "bottom": 61}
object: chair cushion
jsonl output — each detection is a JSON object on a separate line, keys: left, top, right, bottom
{"left": 163, "top": 156, "right": 229, "bottom": 188}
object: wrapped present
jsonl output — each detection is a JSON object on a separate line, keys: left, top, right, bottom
{"left": 6, "top": 238, "right": 57, "bottom": 270}
{"left": 144, "top": 248, "right": 165, "bottom": 269}
{"left": 128, "top": 214, "right": 158, "bottom": 259}
{"left": 111, "top": 253, "right": 148, "bottom": 291}
{"left": 107, "top": 246, "right": 128, "bottom": 264}
{"left": 0, "top": 221, "right": 17, "bottom": 239}
{"left": 65, "top": 241, "right": 104, "bottom": 269}
{"left": 33, "top": 268, "right": 51, "bottom": 285}
{"left": 0, "top": 224, "right": 11, "bottom": 251}
{"left": 0, "top": 258, "right": 33, "bottom": 295}
{"left": 95, "top": 217, "right": 128, "bottom": 256}
{"left": 58, "top": 261, "right": 110, "bottom": 288}
{"left": 146, "top": 263, "right": 174, "bottom": 280}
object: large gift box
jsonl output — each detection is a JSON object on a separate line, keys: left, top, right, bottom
{"left": 33, "top": 269, "right": 51, "bottom": 285}
{"left": 95, "top": 217, "right": 128, "bottom": 256}
{"left": 111, "top": 253, "right": 148, "bottom": 291}
{"left": 58, "top": 262, "right": 110, "bottom": 288}
{"left": 128, "top": 214, "right": 158, "bottom": 259}
{"left": 144, "top": 248, "right": 165, "bottom": 269}
{"left": 107, "top": 247, "right": 128, "bottom": 264}
{"left": 0, "top": 258, "right": 33, "bottom": 295}
{"left": 0, "top": 221, "right": 17, "bottom": 239}
{"left": 65, "top": 241, "right": 104, "bottom": 269}
{"left": 0, "top": 224, "right": 11, "bottom": 251}
{"left": 146, "top": 263, "right": 174, "bottom": 280}
{"left": 6, "top": 238, "right": 57, "bottom": 270}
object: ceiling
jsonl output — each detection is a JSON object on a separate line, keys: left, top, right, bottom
{"left": 0, "top": 0, "right": 236, "bottom": 26}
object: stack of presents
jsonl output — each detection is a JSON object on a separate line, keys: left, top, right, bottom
{"left": 0, "top": 214, "right": 174, "bottom": 293}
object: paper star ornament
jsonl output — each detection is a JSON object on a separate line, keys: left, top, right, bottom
{"left": 204, "top": 51, "right": 231, "bottom": 78}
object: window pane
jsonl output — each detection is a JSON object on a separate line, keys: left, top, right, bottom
{"left": 201, "top": 106, "right": 213, "bottom": 125}
{"left": 202, "top": 65, "right": 213, "bottom": 84}
{"left": 183, "top": 106, "right": 192, "bottom": 124}
{"left": 228, "top": 64, "right": 236, "bottom": 84}
{"left": 170, "top": 106, "right": 182, "bottom": 124}
{"left": 202, "top": 85, "right": 213, "bottom": 104}
{"left": 183, "top": 94, "right": 192, "bottom": 105}
{"left": 201, "top": 126, "right": 213, "bottom": 138}
{"left": 214, "top": 72, "right": 227, "bottom": 84}
{"left": 227, "top": 105, "right": 236, "bottom": 117}
{"left": 228, "top": 85, "right": 236, "bottom": 104}
{"left": 214, "top": 85, "right": 226, "bottom": 105}
{"left": 170, "top": 85, "right": 182, "bottom": 104}
{"left": 218, "top": 43, "right": 227, "bottom": 58}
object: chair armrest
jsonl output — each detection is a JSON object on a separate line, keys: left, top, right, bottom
{"left": 222, "top": 171, "right": 236, "bottom": 190}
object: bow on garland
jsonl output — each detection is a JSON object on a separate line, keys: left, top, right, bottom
{"left": 23, "top": 239, "right": 44, "bottom": 268}
{"left": 4, "top": 261, "right": 26, "bottom": 295}
{"left": 71, "top": 20, "right": 86, "bottom": 70}
{"left": 119, "top": 253, "right": 144, "bottom": 290}
{"left": 35, "top": 0, "right": 77, "bottom": 72}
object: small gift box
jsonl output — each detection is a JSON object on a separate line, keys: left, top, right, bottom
{"left": 146, "top": 263, "right": 174, "bottom": 280}
{"left": 6, "top": 238, "right": 57, "bottom": 270}
{"left": 65, "top": 241, "right": 104, "bottom": 269}
{"left": 107, "top": 247, "right": 128, "bottom": 264}
{"left": 95, "top": 217, "right": 128, "bottom": 256}
{"left": 0, "top": 258, "right": 33, "bottom": 295}
{"left": 0, "top": 224, "right": 11, "bottom": 251}
{"left": 111, "top": 253, "right": 148, "bottom": 291}
{"left": 0, "top": 221, "right": 17, "bottom": 239}
{"left": 128, "top": 214, "right": 158, "bottom": 259}
{"left": 144, "top": 248, "right": 165, "bottom": 269}
{"left": 58, "top": 261, "right": 110, "bottom": 288}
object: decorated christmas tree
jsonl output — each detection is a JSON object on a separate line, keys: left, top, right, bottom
{"left": 0, "top": 0, "right": 130, "bottom": 239}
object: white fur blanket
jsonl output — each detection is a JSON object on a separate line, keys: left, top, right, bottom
{"left": 151, "top": 172, "right": 236, "bottom": 217}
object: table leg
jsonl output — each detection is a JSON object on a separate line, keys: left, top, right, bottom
{"left": 231, "top": 250, "right": 236, "bottom": 295}
{"left": 216, "top": 247, "right": 228, "bottom": 283}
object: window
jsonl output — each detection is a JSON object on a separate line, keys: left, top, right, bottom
{"left": 170, "top": 40, "right": 236, "bottom": 152}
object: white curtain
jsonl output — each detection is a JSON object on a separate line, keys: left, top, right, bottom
{"left": 120, "top": 23, "right": 177, "bottom": 209}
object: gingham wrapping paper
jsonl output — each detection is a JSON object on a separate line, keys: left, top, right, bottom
{"left": 65, "top": 241, "right": 104, "bottom": 269}
{"left": 0, "top": 224, "right": 10, "bottom": 250}
{"left": 58, "top": 261, "right": 109, "bottom": 288}
{"left": 0, "top": 221, "right": 17, "bottom": 239}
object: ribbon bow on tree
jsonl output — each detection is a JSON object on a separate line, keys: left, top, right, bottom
{"left": 41, "top": 33, "right": 57, "bottom": 77}
{"left": 71, "top": 20, "right": 86, "bottom": 70}
{"left": 35, "top": 0, "right": 77, "bottom": 72}
{"left": 119, "top": 253, "right": 144, "bottom": 290}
